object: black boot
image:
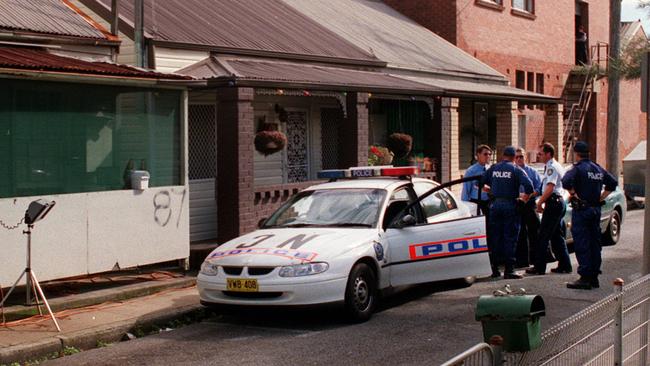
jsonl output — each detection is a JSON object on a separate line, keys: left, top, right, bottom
{"left": 504, "top": 265, "right": 522, "bottom": 279}
{"left": 567, "top": 276, "right": 593, "bottom": 290}
{"left": 591, "top": 276, "right": 600, "bottom": 288}
{"left": 490, "top": 266, "right": 501, "bottom": 278}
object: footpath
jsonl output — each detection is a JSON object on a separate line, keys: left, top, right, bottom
{"left": 0, "top": 269, "right": 201, "bottom": 365}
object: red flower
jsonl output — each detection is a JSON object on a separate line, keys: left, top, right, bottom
{"left": 370, "top": 146, "right": 383, "bottom": 157}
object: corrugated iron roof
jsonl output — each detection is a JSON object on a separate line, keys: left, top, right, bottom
{"left": 283, "top": 0, "right": 504, "bottom": 80}
{"left": 179, "top": 56, "right": 438, "bottom": 94}
{"left": 0, "top": 46, "right": 191, "bottom": 79}
{"left": 400, "top": 74, "right": 558, "bottom": 102}
{"left": 91, "top": 0, "right": 379, "bottom": 63}
{"left": 0, "top": 0, "right": 108, "bottom": 39}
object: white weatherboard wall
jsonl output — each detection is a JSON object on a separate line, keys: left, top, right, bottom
{"left": 0, "top": 186, "right": 189, "bottom": 286}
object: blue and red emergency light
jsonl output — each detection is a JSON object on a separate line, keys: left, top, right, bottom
{"left": 317, "top": 166, "right": 419, "bottom": 180}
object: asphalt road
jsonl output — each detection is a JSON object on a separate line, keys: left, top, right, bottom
{"left": 47, "top": 209, "right": 645, "bottom": 366}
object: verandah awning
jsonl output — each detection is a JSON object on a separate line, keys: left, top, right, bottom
{"left": 179, "top": 56, "right": 559, "bottom": 103}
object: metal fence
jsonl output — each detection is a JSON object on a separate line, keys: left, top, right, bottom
{"left": 440, "top": 342, "right": 498, "bottom": 366}
{"left": 442, "top": 274, "right": 650, "bottom": 366}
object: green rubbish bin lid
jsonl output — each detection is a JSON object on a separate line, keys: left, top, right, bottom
{"left": 475, "top": 294, "right": 545, "bottom": 321}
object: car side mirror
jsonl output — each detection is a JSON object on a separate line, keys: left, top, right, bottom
{"left": 399, "top": 214, "right": 417, "bottom": 228}
{"left": 257, "top": 218, "right": 267, "bottom": 229}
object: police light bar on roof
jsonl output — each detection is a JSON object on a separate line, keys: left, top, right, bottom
{"left": 317, "top": 169, "right": 350, "bottom": 179}
{"left": 381, "top": 167, "right": 419, "bottom": 176}
{"left": 316, "top": 166, "right": 419, "bottom": 180}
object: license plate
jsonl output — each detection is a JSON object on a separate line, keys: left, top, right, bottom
{"left": 226, "top": 278, "right": 258, "bottom": 292}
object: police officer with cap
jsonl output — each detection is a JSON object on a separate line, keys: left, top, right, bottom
{"left": 482, "top": 146, "right": 534, "bottom": 279}
{"left": 562, "top": 141, "right": 618, "bottom": 290}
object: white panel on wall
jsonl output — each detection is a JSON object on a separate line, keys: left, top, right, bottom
{"left": 154, "top": 47, "right": 210, "bottom": 73}
{"left": 87, "top": 186, "right": 189, "bottom": 273}
{"left": 0, "top": 195, "right": 89, "bottom": 286}
{"left": 0, "top": 187, "right": 189, "bottom": 286}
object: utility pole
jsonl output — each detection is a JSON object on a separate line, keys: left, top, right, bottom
{"left": 607, "top": 0, "right": 621, "bottom": 176}
{"left": 641, "top": 52, "right": 650, "bottom": 275}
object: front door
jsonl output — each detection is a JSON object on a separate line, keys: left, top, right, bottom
{"left": 384, "top": 179, "right": 491, "bottom": 287}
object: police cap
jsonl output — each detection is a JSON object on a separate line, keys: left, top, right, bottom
{"left": 573, "top": 141, "right": 589, "bottom": 153}
{"left": 503, "top": 146, "right": 516, "bottom": 157}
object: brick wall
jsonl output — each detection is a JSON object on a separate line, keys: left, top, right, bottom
{"left": 216, "top": 87, "right": 255, "bottom": 242}
{"left": 620, "top": 79, "right": 647, "bottom": 161}
{"left": 383, "top": 0, "right": 457, "bottom": 44}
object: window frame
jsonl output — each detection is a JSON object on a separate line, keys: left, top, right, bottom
{"left": 475, "top": 0, "right": 505, "bottom": 11}
{"left": 511, "top": 0, "right": 535, "bottom": 19}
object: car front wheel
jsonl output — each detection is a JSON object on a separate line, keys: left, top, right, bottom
{"left": 603, "top": 210, "right": 621, "bottom": 246}
{"left": 344, "top": 263, "right": 377, "bottom": 322}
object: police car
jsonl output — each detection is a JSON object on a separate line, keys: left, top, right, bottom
{"left": 198, "top": 167, "right": 491, "bottom": 321}
{"left": 562, "top": 186, "right": 626, "bottom": 245}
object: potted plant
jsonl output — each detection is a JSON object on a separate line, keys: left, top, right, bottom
{"left": 254, "top": 116, "right": 287, "bottom": 156}
{"left": 386, "top": 133, "right": 413, "bottom": 159}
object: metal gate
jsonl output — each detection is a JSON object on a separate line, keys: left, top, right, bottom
{"left": 188, "top": 104, "right": 217, "bottom": 242}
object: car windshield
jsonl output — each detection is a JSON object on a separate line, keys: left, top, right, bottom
{"left": 263, "top": 188, "right": 387, "bottom": 228}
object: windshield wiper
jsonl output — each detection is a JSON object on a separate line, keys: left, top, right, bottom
{"left": 282, "top": 222, "right": 320, "bottom": 228}
{"left": 320, "top": 223, "right": 372, "bottom": 228}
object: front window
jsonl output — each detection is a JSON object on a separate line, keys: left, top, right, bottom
{"left": 512, "top": 0, "right": 534, "bottom": 13}
{"left": 0, "top": 79, "right": 182, "bottom": 197}
{"left": 263, "top": 188, "right": 387, "bottom": 228}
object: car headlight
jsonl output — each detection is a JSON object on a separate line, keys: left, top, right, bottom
{"left": 200, "top": 261, "right": 218, "bottom": 276}
{"left": 278, "top": 262, "right": 329, "bottom": 277}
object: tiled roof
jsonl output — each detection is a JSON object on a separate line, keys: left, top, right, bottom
{"left": 0, "top": 0, "right": 108, "bottom": 39}
{"left": 0, "top": 46, "right": 191, "bottom": 80}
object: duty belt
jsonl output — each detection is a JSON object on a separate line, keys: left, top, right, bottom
{"left": 493, "top": 197, "right": 516, "bottom": 202}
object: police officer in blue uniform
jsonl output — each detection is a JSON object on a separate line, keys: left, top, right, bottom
{"left": 562, "top": 141, "right": 618, "bottom": 290}
{"left": 482, "top": 146, "right": 534, "bottom": 279}
{"left": 525, "top": 142, "right": 572, "bottom": 276}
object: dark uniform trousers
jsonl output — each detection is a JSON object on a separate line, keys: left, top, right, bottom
{"left": 488, "top": 199, "right": 520, "bottom": 266}
{"left": 478, "top": 201, "right": 497, "bottom": 267}
{"left": 516, "top": 200, "right": 540, "bottom": 267}
{"left": 534, "top": 194, "right": 571, "bottom": 272}
{"left": 572, "top": 206, "right": 602, "bottom": 278}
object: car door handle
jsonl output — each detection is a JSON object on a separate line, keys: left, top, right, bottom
{"left": 463, "top": 231, "right": 477, "bottom": 236}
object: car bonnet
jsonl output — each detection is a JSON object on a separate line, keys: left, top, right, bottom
{"left": 205, "top": 228, "right": 377, "bottom": 266}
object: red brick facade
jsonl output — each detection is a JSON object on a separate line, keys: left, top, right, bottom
{"left": 386, "top": 0, "right": 645, "bottom": 170}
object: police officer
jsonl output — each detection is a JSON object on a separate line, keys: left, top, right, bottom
{"left": 514, "top": 148, "right": 542, "bottom": 268}
{"left": 562, "top": 141, "right": 617, "bottom": 290}
{"left": 462, "top": 145, "right": 497, "bottom": 275}
{"left": 482, "top": 146, "right": 534, "bottom": 279}
{"left": 526, "top": 142, "right": 572, "bottom": 276}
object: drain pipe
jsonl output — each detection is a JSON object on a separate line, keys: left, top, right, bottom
{"left": 134, "top": 0, "right": 145, "bottom": 68}
{"left": 110, "top": 0, "right": 119, "bottom": 62}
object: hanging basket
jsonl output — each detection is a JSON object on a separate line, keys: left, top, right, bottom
{"left": 254, "top": 130, "right": 287, "bottom": 156}
{"left": 387, "top": 133, "right": 413, "bottom": 158}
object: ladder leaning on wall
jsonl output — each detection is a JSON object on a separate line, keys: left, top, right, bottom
{"left": 563, "top": 42, "right": 608, "bottom": 163}
{"left": 563, "top": 70, "right": 596, "bottom": 162}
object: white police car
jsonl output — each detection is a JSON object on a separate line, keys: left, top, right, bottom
{"left": 198, "top": 167, "right": 491, "bottom": 321}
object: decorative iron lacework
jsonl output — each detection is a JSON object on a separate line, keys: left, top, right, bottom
{"left": 320, "top": 107, "right": 342, "bottom": 170}
{"left": 188, "top": 104, "right": 216, "bottom": 180}
{"left": 286, "top": 111, "right": 308, "bottom": 183}
{"left": 255, "top": 88, "right": 347, "bottom": 117}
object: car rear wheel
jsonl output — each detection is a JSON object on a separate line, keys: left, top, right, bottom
{"left": 344, "top": 263, "right": 377, "bottom": 322}
{"left": 603, "top": 210, "right": 621, "bottom": 246}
